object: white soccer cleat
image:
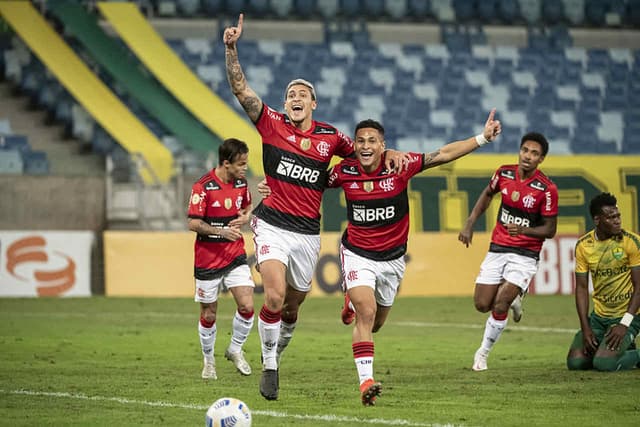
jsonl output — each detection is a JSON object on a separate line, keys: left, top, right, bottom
{"left": 472, "top": 349, "right": 488, "bottom": 371}
{"left": 202, "top": 357, "right": 217, "bottom": 379}
{"left": 511, "top": 294, "right": 523, "bottom": 323}
{"left": 225, "top": 349, "right": 252, "bottom": 376}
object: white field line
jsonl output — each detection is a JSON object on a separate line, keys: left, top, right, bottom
{"left": 0, "top": 389, "right": 456, "bottom": 427}
{"left": 4, "top": 311, "right": 575, "bottom": 334}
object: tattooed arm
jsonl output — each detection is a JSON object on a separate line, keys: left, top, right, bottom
{"left": 423, "top": 108, "right": 501, "bottom": 170}
{"left": 223, "top": 14, "right": 263, "bottom": 123}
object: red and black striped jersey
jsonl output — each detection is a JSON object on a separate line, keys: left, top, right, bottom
{"left": 487, "top": 164, "right": 558, "bottom": 257}
{"left": 253, "top": 104, "right": 354, "bottom": 234}
{"left": 327, "top": 152, "right": 425, "bottom": 261}
{"left": 187, "top": 170, "right": 251, "bottom": 279}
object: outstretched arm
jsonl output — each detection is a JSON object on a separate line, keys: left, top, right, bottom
{"left": 458, "top": 184, "right": 496, "bottom": 247}
{"left": 224, "top": 14, "right": 263, "bottom": 122}
{"left": 424, "top": 108, "right": 501, "bottom": 169}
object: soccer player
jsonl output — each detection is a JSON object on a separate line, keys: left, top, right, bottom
{"left": 188, "top": 138, "right": 255, "bottom": 380}
{"left": 458, "top": 132, "right": 558, "bottom": 371}
{"left": 330, "top": 111, "right": 501, "bottom": 405}
{"left": 566, "top": 192, "right": 640, "bottom": 371}
{"left": 223, "top": 14, "right": 408, "bottom": 400}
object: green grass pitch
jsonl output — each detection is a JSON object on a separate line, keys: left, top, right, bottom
{"left": 0, "top": 295, "right": 638, "bottom": 426}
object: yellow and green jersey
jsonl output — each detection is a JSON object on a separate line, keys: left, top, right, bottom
{"left": 575, "top": 229, "right": 640, "bottom": 317}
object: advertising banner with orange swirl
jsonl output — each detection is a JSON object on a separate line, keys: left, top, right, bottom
{"left": 0, "top": 231, "right": 94, "bottom": 297}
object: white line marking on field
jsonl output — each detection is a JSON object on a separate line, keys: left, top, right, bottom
{"left": 5, "top": 311, "right": 575, "bottom": 334}
{"left": 0, "top": 389, "right": 456, "bottom": 427}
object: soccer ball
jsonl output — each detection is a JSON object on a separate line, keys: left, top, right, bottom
{"left": 205, "top": 397, "right": 251, "bottom": 427}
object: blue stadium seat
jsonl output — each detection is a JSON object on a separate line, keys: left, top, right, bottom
{"left": 201, "top": 0, "right": 224, "bottom": 15}
{"left": 22, "top": 151, "right": 49, "bottom": 175}
{"left": 498, "top": 0, "right": 521, "bottom": 21}
{"left": 271, "top": 0, "right": 294, "bottom": 17}
{"left": 317, "top": 0, "right": 339, "bottom": 19}
{"left": 384, "top": 0, "right": 409, "bottom": 20}
{"left": 408, "top": 0, "right": 432, "bottom": 19}
{"left": 518, "top": 0, "right": 541, "bottom": 24}
{"left": 584, "top": 0, "right": 607, "bottom": 25}
{"left": 363, "top": 0, "right": 385, "bottom": 18}
{"left": 295, "top": 0, "right": 316, "bottom": 18}
{"left": 176, "top": 0, "right": 200, "bottom": 16}
{"left": 341, "top": 0, "right": 361, "bottom": 17}
{"left": 0, "top": 149, "right": 23, "bottom": 174}
{"left": 477, "top": 0, "right": 498, "bottom": 21}
{"left": 453, "top": 0, "right": 476, "bottom": 21}
{"left": 249, "top": 0, "right": 271, "bottom": 15}
{"left": 541, "top": 0, "right": 565, "bottom": 24}
{"left": 562, "top": 0, "right": 585, "bottom": 25}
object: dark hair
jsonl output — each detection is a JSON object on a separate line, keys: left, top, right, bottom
{"left": 520, "top": 132, "right": 549, "bottom": 156}
{"left": 355, "top": 119, "right": 385, "bottom": 136}
{"left": 589, "top": 192, "right": 617, "bottom": 218}
{"left": 218, "top": 138, "right": 249, "bottom": 165}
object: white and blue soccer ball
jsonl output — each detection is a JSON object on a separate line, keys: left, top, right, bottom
{"left": 205, "top": 397, "right": 252, "bottom": 427}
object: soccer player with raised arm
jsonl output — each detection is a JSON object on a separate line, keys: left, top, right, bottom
{"left": 458, "top": 132, "right": 558, "bottom": 371}
{"left": 567, "top": 192, "right": 640, "bottom": 371}
{"left": 330, "top": 111, "right": 500, "bottom": 405}
{"left": 223, "top": 14, "right": 409, "bottom": 400}
{"left": 188, "top": 138, "right": 254, "bottom": 380}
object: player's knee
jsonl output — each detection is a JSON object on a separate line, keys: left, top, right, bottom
{"left": 201, "top": 312, "right": 216, "bottom": 325}
{"left": 280, "top": 307, "right": 298, "bottom": 324}
{"left": 237, "top": 304, "right": 254, "bottom": 317}
{"left": 593, "top": 356, "right": 619, "bottom": 372}
{"left": 566, "top": 356, "right": 592, "bottom": 370}
{"left": 474, "top": 300, "right": 491, "bottom": 313}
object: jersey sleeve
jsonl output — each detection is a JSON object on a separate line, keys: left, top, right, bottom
{"left": 541, "top": 182, "right": 559, "bottom": 217}
{"left": 408, "top": 152, "right": 426, "bottom": 177}
{"left": 334, "top": 128, "right": 355, "bottom": 158}
{"left": 488, "top": 167, "right": 502, "bottom": 193}
{"left": 626, "top": 233, "right": 640, "bottom": 268}
{"left": 574, "top": 239, "right": 589, "bottom": 274}
{"left": 326, "top": 164, "right": 342, "bottom": 188}
{"left": 188, "top": 182, "right": 207, "bottom": 219}
{"left": 242, "top": 185, "right": 252, "bottom": 209}
{"left": 254, "top": 103, "right": 277, "bottom": 138}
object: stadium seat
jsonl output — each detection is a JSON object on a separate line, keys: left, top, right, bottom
{"left": 363, "top": 0, "right": 386, "bottom": 19}
{"left": 295, "top": 0, "right": 316, "bottom": 18}
{"left": 452, "top": 0, "right": 476, "bottom": 21}
{"left": 317, "top": 0, "right": 339, "bottom": 19}
{"left": 498, "top": 0, "right": 521, "bottom": 22}
{"left": 584, "top": 0, "right": 606, "bottom": 25}
{"left": 431, "top": 0, "right": 455, "bottom": 22}
{"left": 562, "top": 0, "right": 585, "bottom": 25}
{"left": 249, "top": 0, "right": 271, "bottom": 15}
{"left": 0, "top": 118, "right": 12, "bottom": 135}
{"left": 541, "top": 0, "right": 565, "bottom": 24}
{"left": 408, "top": 0, "right": 432, "bottom": 19}
{"left": 384, "top": 0, "right": 409, "bottom": 20}
{"left": 201, "top": 0, "right": 224, "bottom": 15}
{"left": 22, "top": 151, "right": 49, "bottom": 175}
{"left": 518, "top": 0, "right": 541, "bottom": 24}
{"left": 0, "top": 149, "right": 23, "bottom": 174}
{"left": 341, "top": 0, "right": 361, "bottom": 18}
{"left": 176, "top": 0, "right": 200, "bottom": 16}
{"left": 271, "top": 0, "right": 294, "bottom": 18}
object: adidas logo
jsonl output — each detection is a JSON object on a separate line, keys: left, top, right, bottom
{"left": 287, "top": 135, "right": 296, "bottom": 143}
{"left": 212, "top": 201, "right": 221, "bottom": 207}
{"left": 349, "top": 182, "right": 359, "bottom": 189}
{"left": 502, "top": 188, "right": 508, "bottom": 195}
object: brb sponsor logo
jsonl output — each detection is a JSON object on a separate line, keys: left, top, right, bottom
{"left": 500, "top": 208, "right": 530, "bottom": 227}
{"left": 276, "top": 158, "right": 320, "bottom": 183}
{"left": 353, "top": 205, "right": 395, "bottom": 223}
{"left": 4, "top": 236, "right": 76, "bottom": 296}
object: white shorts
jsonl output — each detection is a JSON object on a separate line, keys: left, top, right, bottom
{"left": 250, "top": 216, "right": 321, "bottom": 293}
{"left": 340, "top": 245, "right": 405, "bottom": 307}
{"left": 476, "top": 251, "right": 539, "bottom": 292}
{"left": 194, "top": 264, "right": 254, "bottom": 304}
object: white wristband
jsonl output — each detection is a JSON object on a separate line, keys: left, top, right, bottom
{"left": 475, "top": 134, "right": 490, "bottom": 146}
{"left": 620, "top": 312, "right": 634, "bottom": 327}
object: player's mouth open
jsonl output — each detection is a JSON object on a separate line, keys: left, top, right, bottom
{"left": 292, "top": 105, "right": 303, "bottom": 111}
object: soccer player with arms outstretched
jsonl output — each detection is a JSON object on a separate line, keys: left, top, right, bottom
{"left": 459, "top": 132, "right": 558, "bottom": 371}
{"left": 567, "top": 192, "right": 640, "bottom": 371}
{"left": 223, "top": 14, "right": 409, "bottom": 400}
{"left": 331, "top": 111, "right": 500, "bottom": 405}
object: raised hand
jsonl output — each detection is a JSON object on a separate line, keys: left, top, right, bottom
{"left": 223, "top": 13, "right": 244, "bottom": 47}
{"left": 483, "top": 108, "right": 501, "bottom": 142}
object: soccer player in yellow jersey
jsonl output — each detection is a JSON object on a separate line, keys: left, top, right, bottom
{"left": 567, "top": 192, "right": 640, "bottom": 371}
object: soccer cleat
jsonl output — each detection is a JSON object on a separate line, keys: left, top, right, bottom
{"left": 201, "top": 357, "right": 217, "bottom": 380}
{"left": 260, "top": 369, "right": 279, "bottom": 400}
{"left": 360, "top": 378, "right": 382, "bottom": 406}
{"left": 341, "top": 293, "right": 356, "bottom": 325}
{"left": 472, "top": 348, "right": 488, "bottom": 371}
{"left": 510, "top": 294, "right": 524, "bottom": 323}
{"left": 225, "top": 349, "right": 252, "bottom": 376}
